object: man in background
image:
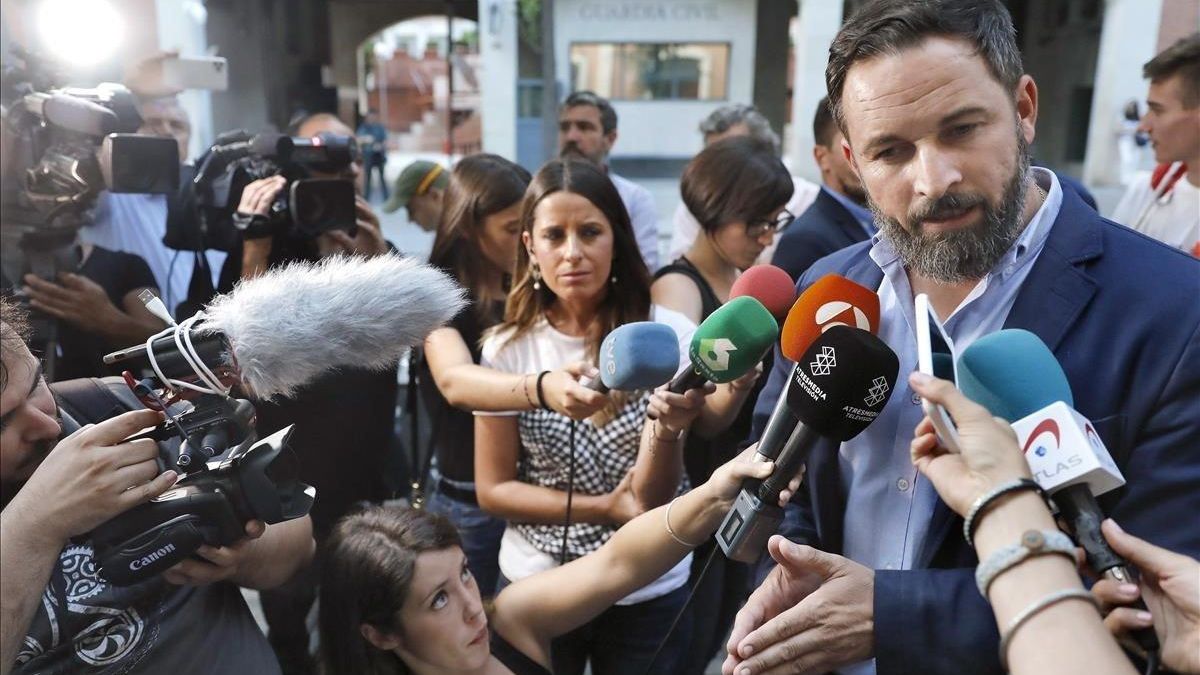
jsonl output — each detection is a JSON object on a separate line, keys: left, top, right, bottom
{"left": 559, "top": 91, "right": 661, "bottom": 270}
{"left": 667, "top": 103, "right": 820, "bottom": 267}
{"left": 382, "top": 160, "right": 449, "bottom": 233}
{"left": 1111, "top": 32, "right": 1200, "bottom": 253}
{"left": 771, "top": 97, "right": 873, "bottom": 281}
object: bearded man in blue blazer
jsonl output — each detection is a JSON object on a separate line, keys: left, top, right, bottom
{"left": 723, "top": 2, "right": 1200, "bottom": 675}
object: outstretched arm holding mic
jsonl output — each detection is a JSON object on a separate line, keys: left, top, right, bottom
{"left": 910, "top": 373, "right": 1199, "bottom": 675}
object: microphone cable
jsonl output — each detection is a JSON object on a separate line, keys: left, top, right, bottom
{"left": 559, "top": 418, "right": 577, "bottom": 565}
{"left": 641, "top": 542, "right": 720, "bottom": 675}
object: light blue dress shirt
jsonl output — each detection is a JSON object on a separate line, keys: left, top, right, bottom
{"left": 839, "top": 168, "right": 1062, "bottom": 675}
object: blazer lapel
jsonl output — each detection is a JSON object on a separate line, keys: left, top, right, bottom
{"left": 917, "top": 185, "right": 1104, "bottom": 568}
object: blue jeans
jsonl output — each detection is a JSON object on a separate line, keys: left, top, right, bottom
{"left": 497, "top": 573, "right": 693, "bottom": 675}
{"left": 424, "top": 473, "right": 505, "bottom": 596}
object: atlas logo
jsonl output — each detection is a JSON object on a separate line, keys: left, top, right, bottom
{"left": 810, "top": 346, "right": 836, "bottom": 376}
{"left": 698, "top": 338, "right": 737, "bottom": 372}
{"left": 128, "top": 542, "right": 177, "bottom": 571}
{"left": 1022, "top": 418, "right": 1060, "bottom": 458}
{"left": 864, "top": 376, "right": 889, "bottom": 407}
{"left": 814, "top": 301, "right": 871, "bottom": 333}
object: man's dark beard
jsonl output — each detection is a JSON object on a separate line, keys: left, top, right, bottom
{"left": 560, "top": 141, "right": 598, "bottom": 165}
{"left": 870, "top": 134, "right": 1031, "bottom": 283}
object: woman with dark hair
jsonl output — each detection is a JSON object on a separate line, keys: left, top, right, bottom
{"left": 474, "top": 158, "right": 757, "bottom": 674}
{"left": 318, "top": 446, "right": 803, "bottom": 675}
{"left": 418, "top": 153, "right": 530, "bottom": 594}
{"left": 651, "top": 134, "right": 794, "bottom": 672}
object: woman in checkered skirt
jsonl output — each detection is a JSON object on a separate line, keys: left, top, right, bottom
{"left": 474, "top": 158, "right": 759, "bottom": 675}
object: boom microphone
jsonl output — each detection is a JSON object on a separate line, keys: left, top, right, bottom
{"left": 754, "top": 274, "right": 881, "bottom": 470}
{"left": 585, "top": 322, "right": 681, "bottom": 393}
{"left": 665, "top": 296, "right": 778, "bottom": 395}
{"left": 957, "top": 329, "right": 1160, "bottom": 657}
{"left": 730, "top": 264, "right": 797, "bottom": 318}
{"left": 105, "top": 254, "right": 467, "bottom": 400}
{"left": 717, "top": 325, "right": 898, "bottom": 562}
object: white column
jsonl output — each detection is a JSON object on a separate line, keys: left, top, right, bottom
{"left": 789, "top": 0, "right": 843, "bottom": 183}
{"left": 478, "top": 0, "right": 518, "bottom": 161}
{"left": 1082, "top": 0, "right": 1165, "bottom": 188}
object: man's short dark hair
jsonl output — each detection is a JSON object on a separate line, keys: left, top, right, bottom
{"left": 1144, "top": 33, "right": 1200, "bottom": 108}
{"left": 812, "top": 97, "right": 838, "bottom": 149}
{"left": 826, "top": 0, "right": 1024, "bottom": 136}
{"left": 561, "top": 91, "right": 618, "bottom": 135}
{"left": 1, "top": 296, "right": 31, "bottom": 392}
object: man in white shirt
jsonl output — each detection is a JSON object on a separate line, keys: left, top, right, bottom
{"left": 558, "top": 91, "right": 661, "bottom": 270}
{"left": 1111, "top": 33, "right": 1200, "bottom": 253}
{"left": 666, "top": 104, "right": 820, "bottom": 265}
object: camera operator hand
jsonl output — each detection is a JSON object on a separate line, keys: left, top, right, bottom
{"left": 21, "top": 272, "right": 161, "bottom": 347}
{"left": 3, "top": 409, "right": 177, "bottom": 546}
{"left": 237, "top": 176, "right": 288, "bottom": 279}
{"left": 161, "top": 519, "right": 265, "bottom": 586}
{"left": 316, "top": 196, "right": 389, "bottom": 258}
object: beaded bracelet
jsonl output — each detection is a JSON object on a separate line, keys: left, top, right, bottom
{"left": 963, "top": 478, "right": 1047, "bottom": 548}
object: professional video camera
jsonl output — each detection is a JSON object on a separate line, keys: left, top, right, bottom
{"left": 88, "top": 307, "right": 315, "bottom": 586}
{"left": 1, "top": 49, "right": 180, "bottom": 233}
{"left": 2, "top": 49, "right": 182, "bottom": 377}
{"left": 171, "top": 130, "right": 360, "bottom": 252}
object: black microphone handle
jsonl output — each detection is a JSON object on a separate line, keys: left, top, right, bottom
{"left": 583, "top": 375, "right": 609, "bottom": 394}
{"left": 667, "top": 367, "right": 708, "bottom": 395}
{"left": 1054, "top": 483, "right": 1161, "bottom": 655}
{"left": 757, "top": 422, "right": 820, "bottom": 502}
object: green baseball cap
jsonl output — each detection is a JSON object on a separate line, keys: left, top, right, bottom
{"left": 382, "top": 160, "right": 450, "bottom": 213}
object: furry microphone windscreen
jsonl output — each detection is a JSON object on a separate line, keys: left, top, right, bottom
{"left": 201, "top": 254, "right": 466, "bottom": 399}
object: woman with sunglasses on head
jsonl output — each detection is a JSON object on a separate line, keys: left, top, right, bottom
{"left": 650, "top": 134, "right": 794, "bottom": 671}
{"left": 472, "top": 157, "right": 756, "bottom": 674}
{"left": 318, "top": 446, "right": 804, "bottom": 675}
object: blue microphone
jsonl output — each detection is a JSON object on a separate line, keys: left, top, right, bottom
{"left": 956, "top": 329, "right": 1073, "bottom": 420}
{"left": 585, "top": 322, "right": 681, "bottom": 393}
{"left": 957, "top": 329, "right": 1159, "bottom": 658}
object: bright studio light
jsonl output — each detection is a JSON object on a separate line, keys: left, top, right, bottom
{"left": 36, "top": 0, "right": 125, "bottom": 66}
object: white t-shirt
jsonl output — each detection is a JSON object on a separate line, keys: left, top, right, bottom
{"left": 1110, "top": 168, "right": 1200, "bottom": 252}
{"left": 478, "top": 305, "right": 696, "bottom": 605}
{"left": 666, "top": 174, "right": 821, "bottom": 264}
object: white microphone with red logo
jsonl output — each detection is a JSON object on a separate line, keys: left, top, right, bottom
{"left": 957, "top": 329, "right": 1159, "bottom": 657}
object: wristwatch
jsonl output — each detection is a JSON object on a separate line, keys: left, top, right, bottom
{"left": 232, "top": 211, "right": 276, "bottom": 240}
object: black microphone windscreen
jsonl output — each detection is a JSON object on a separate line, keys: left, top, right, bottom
{"left": 785, "top": 325, "right": 899, "bottom": 441}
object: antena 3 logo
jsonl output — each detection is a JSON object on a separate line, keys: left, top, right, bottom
{"left": 698, "top": 338, "right": 737, "bottom": 372}
{"left": 815, "top": 301, "right": 871, "bottom": 332}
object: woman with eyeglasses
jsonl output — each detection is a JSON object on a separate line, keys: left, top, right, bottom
{"left": 650, "top": 133, "right": 794, "bottom": 673}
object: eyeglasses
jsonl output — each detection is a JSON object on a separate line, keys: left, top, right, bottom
{"left": 745, "top": 209, "right": 795, "bottom": 239}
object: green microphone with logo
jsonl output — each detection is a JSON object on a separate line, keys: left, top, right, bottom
{"left": 666, "top": 295, "right": 779, "bottom": 395}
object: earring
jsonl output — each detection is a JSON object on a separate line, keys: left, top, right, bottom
{"left": 531, "top": 264, "right": 542, "bottom": 290}
{"left": 610, "top": 275, "right": 617, "bottom": 285}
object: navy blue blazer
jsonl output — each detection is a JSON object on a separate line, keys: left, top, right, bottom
{"left": 749, "top": 184, "right": 1200, "bottom": 674}
{"left": 771, "top": 187, "right": 871, "bottom": 282}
